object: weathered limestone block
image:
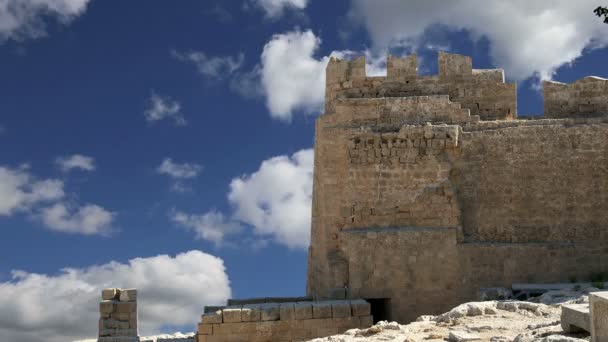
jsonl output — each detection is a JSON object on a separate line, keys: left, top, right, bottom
{"left": 222, "top": 306, "right": 242, "bottom": 323}
{"left": 119, "top": 288, "right": 137, "bottom": 302}
{"left": 260, "top": 303, "right": 280, "bottom": 321}
{"left": 295, "top": 302, "right": 313, "bottom": 320}
{"left": 102, "top": 288, "right": 119, "bottom": 300}
{"left": 197, "top": 323, "right": 213, "bottom": 335}
{"left": 279, "top": 302, "right": 295, "bottom": 321}
{"left": 590, "top": 291, "right": 608, "bottom": 342}
{"left": 201, "top": 310, "right": 223, "bottom": 324}
{"left": 360, "top": 315, "right": 374, "bottom": 328}
{"left": 100, "top": 300, "right": 114, "bottom": 314}
{"left": 350, "top": 299, "right": 371, "bottom": 316}
{"left": 312, "top": 302, "right": 332, "bottom": 319}
{"left": 561, "top": 304, "right": 590, "bottom": 333}
{"left": 331, "top": 301, "right": 352, "bottom": 318}
{"left": 115, "top": 302, "right": 137, "bottom": 314}
{"left": 241, "top": 304, "right": 261, "bottom": 322}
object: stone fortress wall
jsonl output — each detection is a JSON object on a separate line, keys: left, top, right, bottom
{"left": 307, "top": 52, "right": 608, "bottom": 323}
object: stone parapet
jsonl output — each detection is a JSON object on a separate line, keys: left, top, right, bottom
{"left": 544, "top": 77, "right": 608, "bottom": 118}
{"left": 98, "top": 288, "right": 139, "bottom": 342}
{"left": 196, "top": 300, "right": 372, "bottom": 342}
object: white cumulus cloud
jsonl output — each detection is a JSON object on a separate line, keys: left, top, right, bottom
{"left": 258, "top": 30, "right": 386, "bottom": 120}
{"left": 250, "top": 0, "right": 308, "bottom": 18}
{"left": 228, "top": 148, "right": 313, "bottom": 249}
{"left": 56, "top": 154, "right": 95, "bottom": 172}
{"left": 0, "top": 250, "right": 231, "bottom": 342}
{"left": 0, "top": 0, "right": 90, "bottom": 42}
{"left": 171, "top": 148, "right": 314, "bottom": 249}
{"left": 144, "top": 93, "right": 186, "bottom": 126}
{"left": 349, "top": 0, "right": 608, "bottom": 81}
{"left": 172, "top": 50, "right": 244, "bottom": 79}
{"left": 40, "top": 202, "right": 115, "bottom": 235}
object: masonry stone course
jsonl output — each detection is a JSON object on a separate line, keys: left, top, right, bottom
{"left": 97, "top": 288, "right": 139, "bottom": 342}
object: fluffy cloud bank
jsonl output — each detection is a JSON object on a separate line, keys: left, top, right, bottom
{"left": 0, "top": 0, "right": 90, "bottom": 42}
{"left": 349, "top": 0, "right": 608, "bottom": 80}
{"left": 173, "top": 148, "right": 314, "bottom": 249}
{"left": 0, "top": 250, "right": 231, "bottom": 342}
{"left": 0, "top": 164, "right": 115, "bottom": 235}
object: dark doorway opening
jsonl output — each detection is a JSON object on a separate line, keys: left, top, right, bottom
{"left": 366, "top": 298, "right": 392, "bottom": 323}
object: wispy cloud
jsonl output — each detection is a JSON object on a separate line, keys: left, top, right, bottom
{"left": 40, "top": 202, "right": 115, "bottom": 235}
{"left": 172, "top": 50, "right": 244, "bottom": 79}
{"left": 248, "top": 0, "right": 308, "bottom": 18}
{"left": 157, "top": 158, "right": 202, "bottom": 192}
{"left": 55, "top": 154, "right": 95, "bottom": 172}
{"left": 144, "top": 92, "right": 186, "bottom": 126}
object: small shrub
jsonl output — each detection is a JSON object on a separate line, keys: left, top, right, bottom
{"left": 592, "top": 281, "right": 605, "bottom": 290}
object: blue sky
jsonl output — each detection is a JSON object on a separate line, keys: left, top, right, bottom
{"left": 0, "top": 1, "right": 607, "bottom": 341}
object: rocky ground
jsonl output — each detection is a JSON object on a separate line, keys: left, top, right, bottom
{"left": 78, "top": 286, "right": 601, "bottom": 342}
{"left": 307, "top": 286, "right": 600, "bottom": 342}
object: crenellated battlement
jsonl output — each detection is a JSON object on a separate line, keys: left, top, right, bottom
{"left": 324, "top": 52, "right": 516, "bottom": 121}
{"left": 544, "top": 76, "right": 608, "bottom": 118}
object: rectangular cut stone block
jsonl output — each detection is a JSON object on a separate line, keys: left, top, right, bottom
{"left": 222, "top": 306, "right": 243, "bottom": 323}
{"left": 313, "top": 302, "right": 332, "bottom": 319}
{"left": 100, "top": 300, "right": 114, "bottom": 314}
{"left": 350, "top": 299, "right": 371, "bottom": 316}
{"left": 561, "top": 304, "right": 590, "bottom": 333}
{"left": 295, "top": 302, "right": 313, "bottom": 320}
{"left": 111, "top": 312, "right": 130, "bottom": 320}
{"left": 197, "top": 323, "right": 213, "bottom": 335}
{"left": 591, "top": 291, "right": 608, "bottom": 342}
{"left": 102, "top": 288, "right": 118, "bottom": 300}
{"left": 279, "top": 302, "right": 295, "bottom": 321}
{"left": 115, "top": 301, "right": 136, "bottom": 314}
{"left": 119, "top": 288, "right": 137, "bottom": 302}
{"left": 260, "top": 303, "right": 280, "bottom": 321}
{"left": 241, "top": 304, "right": 262, "bottom": 322}
{"left": 360, "top": 315, "right": 374, "bottom": 328}
{"left": 331, "top": 301, "right": 352, "bottom": 318}
{"left": 201, "top": 310, "right": 222, "bottom": 324}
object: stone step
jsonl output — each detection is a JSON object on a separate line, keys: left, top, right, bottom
{"left": 561, "top": 304, "right": 590, "bottom": 333}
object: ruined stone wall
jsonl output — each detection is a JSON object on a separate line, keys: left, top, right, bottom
{"left": 325, "top": 52, "right": 516, "bottom": 121}
{"left": 544, "top": 77, "right": 608, "bottom": 118}
{"left": 308, "top": 53, "right": 608, "bottom": 323}
{"left": 98, "top": 288, "right": 139, "bottom": 342}
{"left": 195, "top": 300, "right": 372, "bottom": 342}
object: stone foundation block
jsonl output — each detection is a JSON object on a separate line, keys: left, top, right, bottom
{"left": 295, "top": 302, "right": 313, "bottom": 320}
{"left": 201, "top": 310, "right": 223, "bottom": 324}
{"left": 198, "top": 323, "right": 213, "bottom": 335}
{"left": 241, "top": 305, "right": 262, "bottom": 322}
{"left": 312, "top": 302, "right": 332, "bottom": 319}
{"left": 222, "top": 307, "right": 242, "bottom": 323}
{"left": 350, "top": 299, "right": 371, "bottom": 316}
{"left": 260, "top": 303, "right": 280, "bottom": 321}
{"left": 591, "top": 291, "right": 608, "bottom": 342}
{"left": 360, "top": 315, "right": 373, "bottom": 328}
{"left": 331, "top": 301, "right": 351, "bottom": 318}
{"left": 561, "top": 304, "right": 590, "bottom": 333}
{"left": 279, "top": 303, "right": 295, "bottom": 321}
